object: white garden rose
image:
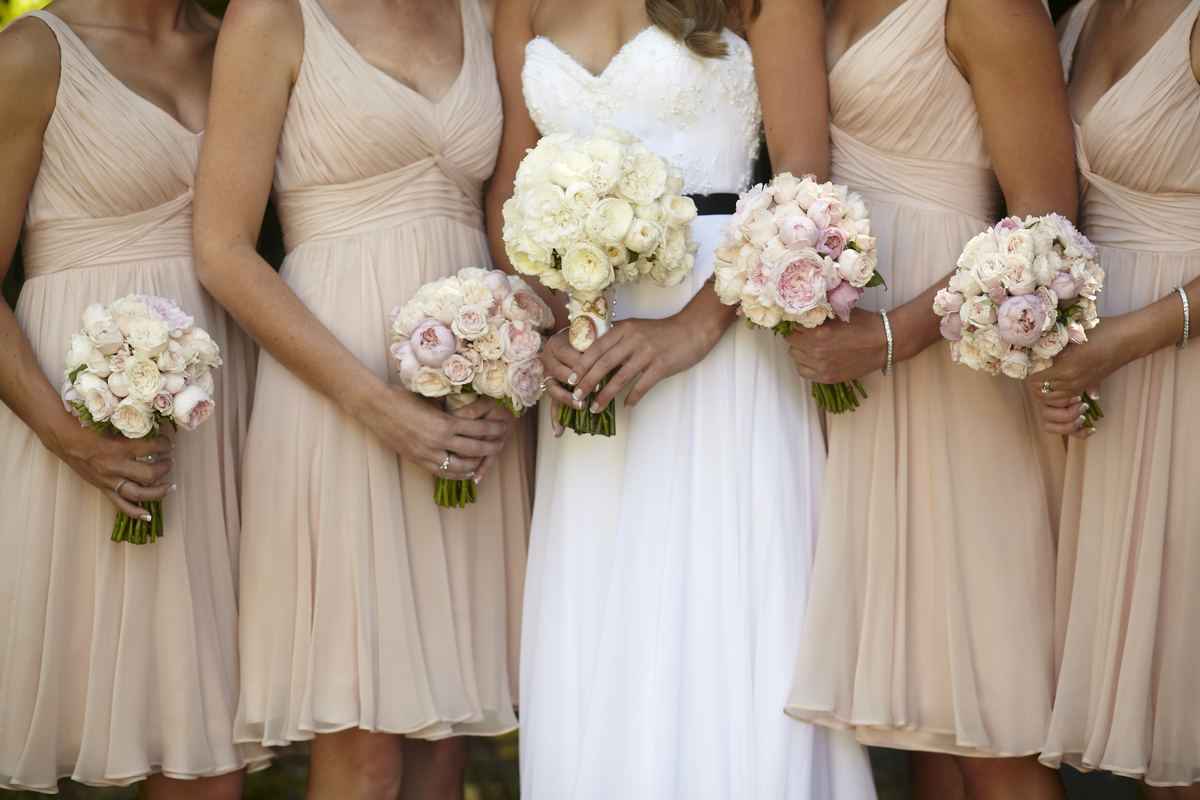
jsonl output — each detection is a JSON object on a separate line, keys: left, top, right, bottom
{"left": 794, "top": 304, "right": 833, "bottom": 329}
{"left": 960, "top": 296, "right": 998, "bottom": 329}
{"left": 1002, "top": 229, "right": 1036, "bottom": 263}
{"left": 66, "top": 332, "right": 97, "bottom": 374}
{"left": 948, "top": 268, "right": 984, "bottom": 298}
{"left": 713, "top": 261, "right": 746, "bottom": 305}
{"left": 190, "top": 367, "right": 216, "bottom": 397}
{"left": 836, "top": 248, "right": 877, "bottom": 287}
{"left": 1000, "top": 254, "right": 1038, "bottom": 295}
{"left": 451, "top": 307, "right": 490, "bottom": 341}
{"left": 564, "top": 181, "right": 600, "bottom": 217}
{"left": 1031, "top": 324, "right": 1069, "bottom": 359}
{"left": 441, "top": 353, "right": 476, "bottom": 386}
{"left": 471, "top": 327, "right": 505, "bottom": 361}
{"left": 561, "top": 242, "right": 615, "bottom": 296}
{"left": 185, "top": 328, "right": 222, "bottom": 368}
{"left": 411, "top": 366, "right": 454, "bottom": 398}
{"left": 742, "top": 295, "right": 784, "bottom": 329}
{"left": 156, "top": 345, "right": 188, "bottom": 374}
{"left": 1031, "top": 250, "right": 1062, "bottom": 286}
{"left": 957, "top": 231, "right": 1000, "bottom": 269}
{"left": 124, "top": 356, "right": 165, "bottom": 401}
{"left": 583, "top": 139, "right": 624, "bottom": 193}
{"left": 624, "top": 218, "right": 663, "bottom": 256}
{"left": 584, "top": 198, "right": 635, "bottom": 246}
{"left": 999, "top": 348, "right": 1032, "bottom": 379}
{"left": 127, "top": 317, "right": 170, "bottom": 357}
{"left": 635, "top": 201, "right": 663, "bottom": 222}
{"left": 661, "top": 196, "right": 697, "bottom": 227}
{"left": 521, "top": 184, "right": 583, "bottom": 252}
{"left": 472, "top": 359, "right": 509, "bottom": 398}
{"left": 459, "top": 281, "right": 494, "bottom": 311}
{"left": 75, "top": 373, "right": 119, "bottom": 422}
{"left": 110, "top": 398, "right": 155, "bottom": 438}
{"left": 108, "top": 295, "right": 150, "bottom": 334}
{"left": 617, "top": 150, "right": 669, "bottom": 206}
{"left": 85, "top": 315, "right": 125, "bottom": 356}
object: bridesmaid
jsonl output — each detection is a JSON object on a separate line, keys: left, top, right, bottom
{"left": 1034, "top": 1, "right": 1200, "bottom": 794}
{"left": 783, "top": 0, "right": 1076, "bottom": 797}
{"left": 193, "top": 0, "right": 527, "bottom": 798}
{"left": 0, "top": 0, "right": 263, "bottom": 795}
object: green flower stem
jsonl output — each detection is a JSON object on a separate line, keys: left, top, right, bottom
{"left": 811, "top": 379, "right": 869, "bottom": 414}
{"left": 1080, "top": 394, "right": 1104, "bottom": 429}
{"left": 555, "top": 382, "right": 616, "bottom": 437}
{"left": 435, "top": 477, "right": 478, "bottom": 508}
{"left": 110, "top": 500, "right": 163, "bottom": 545}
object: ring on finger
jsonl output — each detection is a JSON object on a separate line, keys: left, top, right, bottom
{"left": 135, "top": 454, "right": 156, "bottom": 464}
{"left": 439, "top": 453, "right": 452, "bottom": 472}
{"left": 1041, "top": 380, "right": 1052, "bottom": 395}
{"left": 114, "top": 478, "right": 131, "bottom": 497}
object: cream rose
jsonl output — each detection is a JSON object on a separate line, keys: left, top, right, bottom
{"left": 624, "top": 218, "right": 663, "bottom": 256}
{"left": 124, "top": 356, "right": 166, "bottom": 401}
{"left": 441, "top": 353, "right": 477, "bottom": 386}
{"left": 999, "top": 348, "right": 1032, "bottom": 379}
{"left": 561, "top": 242, "right": 615, "bottom": 296}
{"left": 411, "top": 366, "right": 454, "bottom": 398}
{"left": 127, "top": 317, "right": 170, "bottom": 357}
{"left": 75, "top": 373, "right": 119, "bottom": 422}
{"left": 564, "top": 181, "right": 600, "bottom": 217}
{"left": 661, "top": 196, "right": 697, "bottom": 227}
{"left": 472, "top": 359, "right": 509, "bottom": 398}
{"left": 66, "top": 332, "right": 97, "bottom": 375}
{"left": 584, "top": 198, "right": 636, "bottom": 247}
{"left": 1032, "top": 324, "right": 1069, "bottom": 359}
{"left": 451, "top": 307, "right": 490, "bottom": 341}
{"left": 617, "top": 150, "right": 669, "bottom": 206}
{"left": 111, "top": 398, "right": 155, "bottom": 438}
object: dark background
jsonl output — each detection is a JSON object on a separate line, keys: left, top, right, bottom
{"left": 2, "top": 1, "right": 1149, "bottom": 798}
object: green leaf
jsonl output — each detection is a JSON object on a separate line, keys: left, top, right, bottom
{"left": 864, "top": 270, "right": 887, "bottom": 290}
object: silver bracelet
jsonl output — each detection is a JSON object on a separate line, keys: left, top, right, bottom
{"left": 879, "top": 309, "right": 894, "bottom": 376}
{"left": 1173, "top": 286, "right": 1190, "bottom": 349}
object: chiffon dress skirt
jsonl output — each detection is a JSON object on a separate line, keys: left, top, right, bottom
{"left": 0, "top": 11, "right": 264, "bottom": 792}
{"left": 1040, "top": 2, "right": 1200, "bottom": 786}
{"left": 233, "top": 0, "right": 531, "bottom": 746}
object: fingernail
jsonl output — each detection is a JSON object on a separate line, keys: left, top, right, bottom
{"left": 568, "top": 373, "right": 577, "bottom": 386}
{"left": 140, "top": 513, "right": 153, "bottom": 522}
{"left": 167, "top": 484, "right": 177, "bottom": 495}
{"left": 473, "top": 474, "right": 482, "bottom": 485}
{"left": 1088, "top": 389, "right": 1101, "bottom": 400}
{"left": 590, "top": 403, "right": 600, "bottom": 413}
{"left": 573, "top": 388, "right": 583, "bottom": 402}
{"left": 1076, "top": 415, "right": 1086, "bottom": 426}
{"left": 576, "top": 399, "right": 585, "bottom": 410}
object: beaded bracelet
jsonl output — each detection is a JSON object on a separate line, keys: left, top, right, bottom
{"left": 1173, "top": 286, "right": 1190, "bottom": 349}
{"left": 880, "top": 309, "right": 894, "bottom": 376}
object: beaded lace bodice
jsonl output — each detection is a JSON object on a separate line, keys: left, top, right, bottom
{"left": 522, "top": 26, "right": 762, "bottom": 194}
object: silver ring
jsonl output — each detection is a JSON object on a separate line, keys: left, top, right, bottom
{"left": 439, "top": 454, "right": 451, "bottom": 472}
{"left": 538, "top": 378, "right": 549, "bottom": 393}
{"left": 114, "top": 478, "right": 131, "bottom": 497}
{"left": 136, "top": 454, "right": 156, "bottom": 464}
{"left": 1041, "top": 380, "right": 1052, "bottom": 395}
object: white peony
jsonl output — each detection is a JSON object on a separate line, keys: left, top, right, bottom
{"left": 617, "top": 150, "right": 669, "bottom": 206}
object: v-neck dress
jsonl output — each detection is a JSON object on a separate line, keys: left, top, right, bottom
{"left": 0, "top": 11, "right": 265, "bottom": 792}
{"left": 1041, "top": 1, "right": 1200, "bottom": 786}
{"left": 233, "top": 0, "right": 530, "bottom": 746}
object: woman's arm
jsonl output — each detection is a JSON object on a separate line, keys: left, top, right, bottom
{"left": 195, "top": 0, "right": 508, "bottom": 478}
{"left": 566, "top": 0, "right": 833, "bottom": 413}
{"left": 787, "top": 0, "right": 1078, "bottom": 384}
{"left": 0, "top": 20, "right": 172, "bottom": 520}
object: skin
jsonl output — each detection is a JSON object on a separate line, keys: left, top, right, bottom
{"left": 487, "top": 0, "right": 830, "bottom": 434}
{"left": 805, "top": 2, "right": 1079, "bottom": 799}
{"left": 193, "top": 1, "right": 499, "bottom": 797}
{"left": 787, "top": 0, "right": 1079, "bottom": 452}
{"left": 0, "top": 5, "right": 242, "bottom": 797}
{"left": 1033, "top": 0, "right": 1200, "bottom": 440}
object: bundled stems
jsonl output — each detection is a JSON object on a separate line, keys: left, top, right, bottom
{"left": 556, "top": 380, "right": 616, "bottom": 436}
{"left": 110, "top": 500, "right": 164, "bottom": 545}
{"left": 811, "top": 379, "right": 869, "bottom": 414}
{"left": 435, "top": 477, "right": 478, "bottom": 508}
{"left": 1080, "top": 394, "right": 1104, "bottom": 429}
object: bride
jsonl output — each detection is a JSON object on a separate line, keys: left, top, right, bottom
{"left": 487, "top": 1, "right": 877, "bottom": 797}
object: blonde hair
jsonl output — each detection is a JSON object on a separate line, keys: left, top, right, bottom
{"left": 645, "top": 0, "right": 760, "bottom": 58}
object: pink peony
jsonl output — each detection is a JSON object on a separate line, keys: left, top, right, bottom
{"left": 827, "top": 280, "right": 862, "bottom": 323}
{"left": 140, "top": 294, "right": 194, "bottom": 335}
{"left": 171, "top": 384, "right": 215, "bottom": 431}
{"left": 940, "top": 313, "right": 965, "bottom": 341}
{"left": 502, "top": 290, "right": 553, "bottom": 328}
{"left": 410, "top": 319, "right": 457, "bottom": 368}
{"left": 778, "top": 215, "right": 819, "bottom": 249}
{"left": 993, "top": 216, "right": 1025, "bottom": 237}
{"left": 995, "top": 294, "right": 1047, "bottom": 348}
{"left": 482, "top": 270, "right": 512, "bottom": 303}
{"left": 506, "top": 358, "right": 545, "bottom": 410}
{"left": 501, "top": 320, "right": 543, "bottom": 362}
{"left": 817, "top": 226, "right": 847, "bottom": 259}
{"left": 806, "top": 197, "right": 842, "bottom": 229}
{"left": 1050, "top": 272, "right": 1081, "bottom": 303}
{"left": 774, "top": 251, "right": 826, "bottom": 315}
{"left": 391, "top": 340, "right": 421, "bottom": 384}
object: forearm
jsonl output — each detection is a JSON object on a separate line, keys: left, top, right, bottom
{"left": 0, "top": 304, "right": 83, "bottom": 453}
{"left": 889, "top": 270, "right": 954, "bottom": 363}
{"left": 682, "top": 282, "right": 738, "bottom": 348}
{"left": 197, "top": 243, "right": 390, "bottom": 418}
{"left": 1118, "top": 275, "right": 1197, "bottom": 361}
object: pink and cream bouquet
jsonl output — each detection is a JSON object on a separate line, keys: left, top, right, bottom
{"left": 713, "top": 172, "right": 884, "bottom": 413}
{"left": 390, "top": 267, "right": 554, "bottom": 507}
{"left": 501, "top": 126, "right": 697, "bottom": 436}
{"left": 933, "top": 213, "right": 1105, "bottom": 426}
{"left": 60, "top": 294, "right": 220, "bottom": 544}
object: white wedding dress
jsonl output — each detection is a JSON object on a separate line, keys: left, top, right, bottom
{"left": 519, "top": 27, "right": 877, "bottom": 800}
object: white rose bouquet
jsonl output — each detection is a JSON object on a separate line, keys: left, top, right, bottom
{"left": 712, "top": 173, "right": 884, "bottom": 413}
{"left": 390, "top": 267, "right": 555, "bottom": 507}
{"left": 933, "top": 213, "right": 1105, "bottom": 426}
{"left": 60, "top": 294, "right": 220, "bottom": 544}
{"left": 501, "top": 126, "right": 697, "bottom": 436}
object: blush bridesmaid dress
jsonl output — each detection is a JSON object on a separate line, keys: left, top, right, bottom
{"left": 233, "top": 0, "right": 530, "bottom": 747}
{"left": 1040, "top": 0, "right": 1200, "bottom": 786}
{"left": 786, "top": 0, "right": 1067, "bottom": 758}
{"left": 0, "top": 11, "right": 264, "bottom": 792}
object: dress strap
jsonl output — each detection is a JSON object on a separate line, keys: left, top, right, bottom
{"left": 1057, "top": 0, "right": 1096, "bottom": 80}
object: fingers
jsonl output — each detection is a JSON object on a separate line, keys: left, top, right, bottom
{"left": 544, "top": 376, "right": 578, "bottom": 410}
{"left": 441, "top": 454, "right": 481, "bottom": 481}
{"left": 592, "top": 358, "right": 644, "bottom": 410}
{"left": 549, "top": 399, "right": 565, "bottom": 438}
{"left": 447, "top": 416, "right": 508, "bottom": 441}
{"left": 445, "top": 434, "right": 504, "bottom": 459}
{"left": 576, "top": 338, "right": 636, "bottom": 398}
{"left": 118, "top": 479, "right": 174, "bottom": 504}
{"left": 125, "top": 435, "right": 174, "bottom": 459}
{"left": 450, "top": 399, "right": 492, "bottom": 420}
{"left": 624, "top": 366, "right": 662, "bottom": 408}
{"left": 788, "top": 347, "right": 821, "bottom": 382}
{"left": 105, "top": 489, "right": 152, "bottom": 521}
{"left": 119, "top": 456, "right": 174, "bottom": 487}
{"left": 541, "top": 346, "right": 577, "bottom": 387}
{"left": 473, "top": 454, "right": 495, "bottom": 483}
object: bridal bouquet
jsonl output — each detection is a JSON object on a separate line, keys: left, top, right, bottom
{"left": 60, "top": 294, "right": 220, "bottom": 544}
{"left": 501, "top": 126, "right": 697, "bottom": 436}
{"left": 390, "top": 267, "right": 554, "bottom": 507}
{"left": 713, "top": 172, "right": 883, "bottom": 413}
{"left": 933, "top": 213, "right": 1105, "bottom": 426}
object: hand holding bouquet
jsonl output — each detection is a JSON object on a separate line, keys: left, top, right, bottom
{"left": 713, "top": 172, "right": 884, "bottom": 413}
{"left": 501, "top": 126, "right": 697, "bottom": 435}
{"left": 933, "top": 213, "right": 1105, "bottom": 426}
{"left": 391, "top": 267, "right": 554, "bottom": 507}
{"left": 60, "top": 294, "right": 220, "bottom": 544}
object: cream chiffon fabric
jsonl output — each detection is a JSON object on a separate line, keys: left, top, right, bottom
{"left": 233, "top": 0, "right": 530, "bottom": 746}
{"left": 0, "top": 12, "right": 265, "bottom": 792}
{"left": 1040, "top": 1, "right": 1200, "bottom": 786}
{"left": 786, "top": 0, "right": 1067, "bottom": 757}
